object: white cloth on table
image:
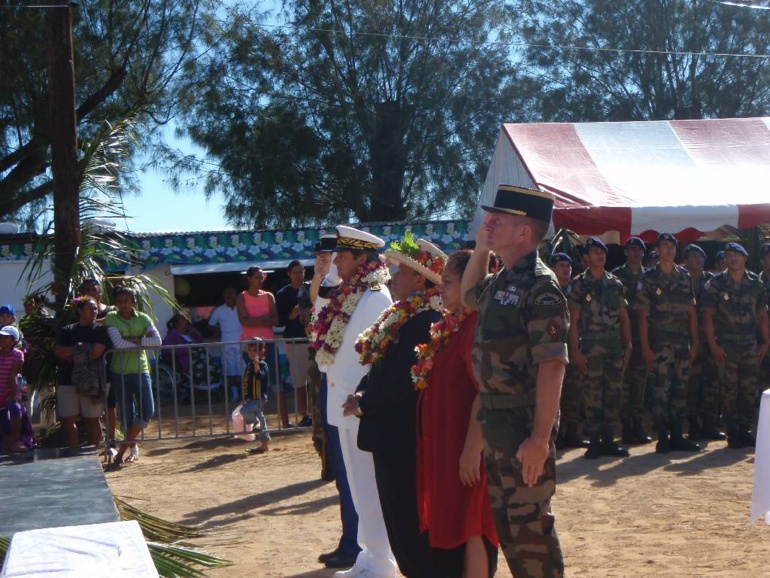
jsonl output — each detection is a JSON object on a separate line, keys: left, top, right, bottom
{"left": 1, "top": 520, "right": 157, "bottom": 577}
{"left": 750, "top": 389, "right": 770, "bottom": 524}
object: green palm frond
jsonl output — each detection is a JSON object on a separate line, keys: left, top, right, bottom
{"left": 389, "top": 230, "right": 420, "bottom": 258}
{"left": 114, "top": 497, "right": 208, "bottom": 543}
{"left": 148, "top": 542, "right": 233, "bottom": 577}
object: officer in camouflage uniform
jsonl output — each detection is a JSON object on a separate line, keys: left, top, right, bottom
{"left": 682, "top": 243, "right": 724, "bottom": 441}
{"left": 713, "top": 250, "right": 726, "bottom": 274}
{"left": 636, "top": 233, "right": 701, "bottom": 454}
{"left": 568, "top": 237, "right": 632, "bottom": 459}
{"left": 462, "top": 184, "right": 567, "bottom": 578}
{"left": 550, "top": 252, "right": 587, "bottom": 449}
{"left": 701, "top": 242, "right": 770, "bottom": 449}
{"left": 611, "top": 237, "right": 652, "bottom": 445}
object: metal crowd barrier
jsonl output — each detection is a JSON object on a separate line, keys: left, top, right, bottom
{"left": 104, "top": 338, "right": 313, "bottom": 441}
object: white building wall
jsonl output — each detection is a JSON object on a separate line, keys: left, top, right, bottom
{"left": 0, "top": 261, "right": 54, "bottom": 313}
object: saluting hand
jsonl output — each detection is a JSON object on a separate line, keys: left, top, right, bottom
{"left": 516, "top": 436, "right": 549, "bottom": 488}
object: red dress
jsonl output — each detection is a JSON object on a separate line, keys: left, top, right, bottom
{"left": 416, "top": 311, "right": 499, "bottom": 549}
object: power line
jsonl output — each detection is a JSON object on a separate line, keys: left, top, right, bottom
{"left": 251, "top": 21, "right": 770, "bottom": 60}
{"left": 718, "top": 2, "right": 770, "bottom": 9}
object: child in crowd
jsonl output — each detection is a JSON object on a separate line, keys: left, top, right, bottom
{"left": 0, "top": 325, "right": 33, "bottom": 452}
{"left": 242, "top": 338, "right": 270, "bottom": 454}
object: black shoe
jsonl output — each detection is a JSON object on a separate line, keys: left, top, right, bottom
{"left": 318, "top": 549, "right": 341, "bottom": 564}
{"left": 298, "top": 416, "right": 313, "bottom": 427}
{"left": 727, "top": 424, "right": 744, "bottom": 449}
{"left": 599, "top": 434, "right": 631, "bottom": 458}
{"left": 633, "top": 417, "right": 652, "bottom": 444}
{"left": 325, "top": 552, "right": 359, "bottom": 569}
{"left": 669, "top": 434, "right": 701, "bottom": 452}
{"left": 655, "top": 427, "right": 670, "bottom": 454}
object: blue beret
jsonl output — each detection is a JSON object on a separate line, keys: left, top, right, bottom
{"left": 724, "top": 242, "right": 748, "bottom": 257}
{"left": 550, "top": 252, "right": 573, "bottom": 266}
{"left": 760, "top": 243, "right": 770, "bottom": 258}
{"left": 624, "top": 237, "right": 645, "bottom": 250}
{"left": 585, "top": 237, "right": 608, "bottom": 253}
{"left": 715, "top": 250, "right": 725, "bottom": 260}
{"left": 0, "top": 304, "right": 14, "bottom": 316}
{"left": 683, "top": 244, "right": 706, "bottom": 258}
{"left": 656, "top": 232, "right": 678, "bottom": 248}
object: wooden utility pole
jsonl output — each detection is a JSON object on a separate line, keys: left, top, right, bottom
{"left": 46, "top": 1, "right": 80, "bottom": 306}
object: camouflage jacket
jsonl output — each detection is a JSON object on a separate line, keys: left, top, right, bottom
{"left": 611, "top": 263, "right": 645, "bottom": 337}
{"left": 635, "top": 264, "right": 695, "bottom": 335}
{"left": 690, "top": 271, "right": 715, "bottom": 311}
{"left": 568, "top": 270, "right": 627, "bottom": 340}
{"left": 465, "top": 251, "right": 569, "bottom": 396}
{"left": 701, "top": 270, "right": 767, "bottom": 344}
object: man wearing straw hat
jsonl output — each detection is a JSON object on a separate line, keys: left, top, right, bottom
{"left": 343, "top": 233, "right": 445, "bottom": 578}
{"left": 309, "top": 225, "right": 396, "bottom": 578}
{"left": 461, "top": 184, "right": 567, "bottom": 578}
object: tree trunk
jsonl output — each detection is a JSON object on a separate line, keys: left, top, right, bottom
{"left": 47, "top": 1, "right": 80, "bottom": 306}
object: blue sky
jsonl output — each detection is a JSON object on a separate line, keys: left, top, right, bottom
{"left": 117, "top": 128, "right": 235, "bottom": 234}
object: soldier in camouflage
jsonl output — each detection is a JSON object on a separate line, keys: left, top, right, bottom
{"left": 701, "top": 242, "right": 770, "bottom": 449}
{"left": 682, "top": 244, "right": 724, "bottom": 441}
{"left": 568, "top": 237, "right": 632, "bottom": 459}
{"left": 462, "top": 184, "right": 567, "bottom": 578}
{"left": 713, "top": 250, "right": 726, "bottom": 274}
{"left": 636, "top": 233, "right": 701, "bottom": 454}
{"left": 550, "top": 252, "right": 587, "bottom": 449}
{"left": 611, "top": 237, "right": 652, "bottom": 445}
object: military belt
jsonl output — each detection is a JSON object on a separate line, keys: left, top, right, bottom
{"left": 581, "top": 331, "right": 619, "bottom": 342}
{"left": 651, "top": 326, "right": 687, "bottom": 335}
{"left": 718, "top": 333, "right": 756, "bottom": 345}
{"left": 479, "top": 391, "right": 536, "bottom": 410}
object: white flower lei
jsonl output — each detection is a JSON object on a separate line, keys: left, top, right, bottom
{"left": 309, "top": 259, "right": 390, "bottom": 367}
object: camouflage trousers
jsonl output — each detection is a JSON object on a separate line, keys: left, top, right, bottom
{"left": 579, "top": 341, "right": 623, "bottom": 437}
{"left": 559, "top": 364, "right": 582, "bottom": 427}
{"left": 647, "top": 338, "right": 690, "bottom": 426}
{"left": 620, "top": 341, "right": 647, "bottom": 423}
{"left": 479, "top": 406, "right": 564, "bottom": 578}
{"left": 687, "top": 342, "right": 720, "bottom": 425}
{"left": 718, "top": 342, "right": 759, "bottom": 430}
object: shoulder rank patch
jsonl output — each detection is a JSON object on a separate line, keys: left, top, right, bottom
{"left": 370, "top": 282, "right": 382, "bottom": 291}
{"left": 546, "top": 320, "right": 561, "bottom": 339}
{"left": 534, "top": 292, "right": 564, "bottom": 307}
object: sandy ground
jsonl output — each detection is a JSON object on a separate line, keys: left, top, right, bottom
{"left": 104, "top": 427, "right": 770, "bottom": 578}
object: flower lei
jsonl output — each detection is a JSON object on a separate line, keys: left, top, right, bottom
{"left": 411, "top": 308, "right": 472, "bottom": 390}
{"left": 308, "top": 257, "right": 390, "bottom": 367}
{"left": 355, "top": 287, "right": 443, "bottom": 366}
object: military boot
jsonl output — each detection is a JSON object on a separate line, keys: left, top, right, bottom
{"left": 655, "top": 424, "right": 670, "bottom": 454}
{"left": 633, "top": 416, "right": 652, "bottom": 444}
{"left": 564, "top": 423, "right": 589, "bottom": 448}
{"left": 700, "top": 419, "right": 727, "bottom": 441}
{"left": 669, "top": 422, "right": 701, "bottom": 452}
{"left": 727, "top": 423, "right": 744, "bottom": 449}
{"left": 687, "top": 417, "right": 703, "bottom": 441}
{"left": 600, "top": 431, "right": 630, "bottom": 457}
{"left": 584, "top": 434, "right": 602, "bottom": 460}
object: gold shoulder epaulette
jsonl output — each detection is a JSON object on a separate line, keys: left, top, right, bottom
{"left": 370, "top": 282, "right": 382, "bottom": 291}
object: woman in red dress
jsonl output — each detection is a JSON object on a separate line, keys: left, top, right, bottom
{"left": 416, "top": 250, "right": 499, "bottom": 578}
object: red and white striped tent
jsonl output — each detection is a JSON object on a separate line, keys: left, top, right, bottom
{"left": 471, "top": 118, "right": 770, "bottom": 244}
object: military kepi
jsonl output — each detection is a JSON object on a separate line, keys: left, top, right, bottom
{"left": 314, "top": 233, "right": 337, "bottom": 254}
{"left": 335, "top": 225, "right": 385, "bottom": 251}
{"left": 481, "top": 184, "right": 554, "bottom": 223}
